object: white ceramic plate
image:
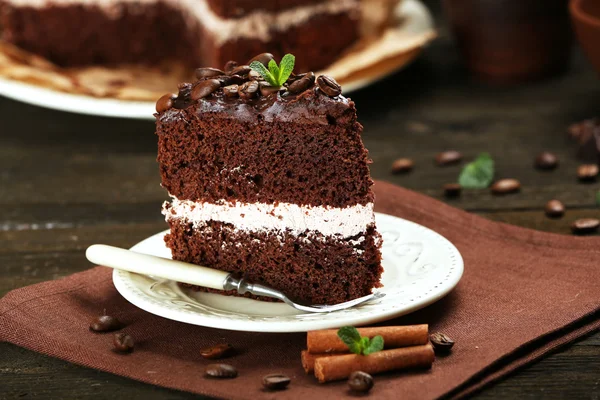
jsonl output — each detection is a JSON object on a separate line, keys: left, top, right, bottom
{"left": 113, "top": 213, "right": 463, "bottom": 333}
{"left": 0, "top": 0, "right": 433, "bottom": 120}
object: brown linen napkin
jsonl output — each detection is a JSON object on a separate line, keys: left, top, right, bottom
{"left": 1, "top": 181, "right": 599, "bottom": 400}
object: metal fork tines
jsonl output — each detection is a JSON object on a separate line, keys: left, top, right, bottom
{"left": 223, "top": 275, "right": 385, "bottom": 313}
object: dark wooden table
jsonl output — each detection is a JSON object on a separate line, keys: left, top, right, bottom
{"left": 1, "top": 4, "right": 599, "bottom": 399}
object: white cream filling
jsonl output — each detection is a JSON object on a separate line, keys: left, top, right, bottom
{"left": 163, "top": 198, "right": 374, "bottom": 238}
{"left": 6, "top": 0, "right": 360, "bottom": 44}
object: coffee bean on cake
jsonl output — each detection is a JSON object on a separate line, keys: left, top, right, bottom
{"left": 317, "top": 75, "right": 342, "bottom": 97}
{"left": 248, "top": 70, "right": 265, "bottom": 81}
{"left": 223, "top": 85, "right": 240, "bottom": 97}
{"left": 221, "top": 75, "right": 245, "bottom": 86}
{"left": 156, "top": 93, "right": 175, "bottom": 113}
{"left": 260, "top": 83, "right": 280, "bottom": 97}
{"left": 248, "top": 53, "right": 275, "bottom": 66}
{"left": 191, "top": 79, "right": 221, "bottom": 101}
{"left": 289, "top": 72, "right": 315, "bottom": 94}
{"left": 238, "top": 81, "right": 259, "bottom": 100}
{"left": 223, "top": 61, "right": 239, "bottom": 74}
{"left": 230, "top": 65, "right": 252, "bottom": 77}
{"left": 195, "top": 67, "right": 225, "bottom": 79}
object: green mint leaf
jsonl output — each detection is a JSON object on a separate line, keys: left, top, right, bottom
{"left": 458, "top": 152, "right": 495, "bottom": 189}
{"left": 268, "top": 59, "right": 280, "bottom": 85}
{"left": 363, "top": 335, "right": 384, "bottom": 355}
{"left": 278, "top": 54, "right": 295, "bottom": 85}
{"left": 596, "top": 190, "right": 600, "bottom": 206}
{"left": 249, "top": 61, "right": 277, "bottom": 86}
{"left": 337, "top": 326, "right": 362, "bottom": 354}
{"left": 360, "top": 336, "right": 370, "bottom": 354}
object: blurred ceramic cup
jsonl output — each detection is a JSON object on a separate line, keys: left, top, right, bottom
{"left": 570, "top": 0, "right": 600, "bottom": 74}
{"left": 443, "top": 0, "right": 572, "bottom": 83}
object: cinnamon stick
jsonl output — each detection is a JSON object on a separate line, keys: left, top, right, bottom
{"left": 307, "top": 325, "right": 428, "bottom": 354}
{"left": 301, "top": 350, "right": 338, "bottom": 374}
{"left": 313, "top": 343, "right": 435, "bottom": 383}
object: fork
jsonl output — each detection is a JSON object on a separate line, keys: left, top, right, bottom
{"left": 86, "top": 244, "right": 385, "bottom": 313}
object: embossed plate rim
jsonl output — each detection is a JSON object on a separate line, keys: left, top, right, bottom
{"left": 113, "top": 212, "right": 463, "bottom": 332}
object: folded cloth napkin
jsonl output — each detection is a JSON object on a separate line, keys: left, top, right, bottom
{"left": 1, "top": 181, "right": 599, "bottom": 400}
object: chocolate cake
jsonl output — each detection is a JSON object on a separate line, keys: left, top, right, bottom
{"left": 0, "top": 0, "right": 361, "bottom": 72}
{"left": 156, "top": 53, "right": 383, "bottom": 305}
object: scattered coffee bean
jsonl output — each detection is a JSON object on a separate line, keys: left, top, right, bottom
{"left": 200, "top": 343, "right": 234, "bottom": 360}
{"left": 155, "top": 93, "right": 175, "bottom": 113}
{"left": 391, "top": 158, "right": 414, "bottom": 174}
{"left": 248, "top": 52, "right": 274, "bottom": 66}
{"left": 230, "top": 65, "right": 252, "bottom": 77}
{"left": 223, "top": 60, "right": 238, "bottom": 74}
{"left": 571, "top": 218, "right": 600, "bottom": 235}
{"left": 223, "top": 85, "right": 239, "bottom": 98}
{"left": 443, "top": 183, "right": 462, "bottom": 198}
{"left": 347, "top": 371, "right": 374, "bottom": 393}
{"left": 544, "top": 200, "right": 565, "bottom": 218}
{"left": 491, "top": 179, "right": 521, "bottom": 195}
{"left": 262, "top": 373, "right": 291, "bottom": 391}
{"left": 204, "top": 364, "right": 238, "bottom": 379}
{"left": 260, "top": 83, "right": 280, "bottom": 97}
{"left": 89, "top": 315, "right": 122, "bottom": 332}
{"left": 316, "top": 75, "right": 342, "bottom": 97}
{"left": 435, "top": 150, "right": 463, "bottom": 166}
{"left": 430, "top": 332, "right": 454, "bottom": 352}
{"left": 113, "top": 333, "right": 134, "bottom": 353}
{"left": 238, "top": 81, "right": 259, "bottom": 100}
{"left": 195, "top": 67, "right": 225, "bottom": 79}
{"left": 577, "top": 164, "right": 599, "bottom": 181}
{"left": 289, "top": 72, "right": 315, "bottom": 94}
{"left": 534, "top": 152, "right": 559, "bottom": 170}
{"left": 191, "top": 79, "right": 221, "bottom": 101}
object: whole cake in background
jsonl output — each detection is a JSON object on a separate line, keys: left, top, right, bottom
{"left": 155, "top": 52, "right": 383, "bottom": 305}
{"left": 0, "top": 0, "right": 401, "bottom": 72}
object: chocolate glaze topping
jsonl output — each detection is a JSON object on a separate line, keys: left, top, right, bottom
{"left": 156, "top": 55, "right": 351, "bottom": 125}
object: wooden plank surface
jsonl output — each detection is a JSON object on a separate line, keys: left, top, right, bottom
{"left": 0, "top": 1, "right": 598, "bottom": 398}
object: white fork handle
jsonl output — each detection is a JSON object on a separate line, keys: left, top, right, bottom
{"left": 86, "top": 244, "right": 229, "bottom": 290}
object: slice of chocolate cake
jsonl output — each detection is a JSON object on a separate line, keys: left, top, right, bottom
{"left": 156, "top": 53, "right": 382, "bottom": 305}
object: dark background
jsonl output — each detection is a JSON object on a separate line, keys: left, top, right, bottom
{"left": 1, "top": 1, "right": 599, "bottom": 398}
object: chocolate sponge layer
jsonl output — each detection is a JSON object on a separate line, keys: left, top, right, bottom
{"left": 165, "top": 219, "right": 383, "bottom": 304}
{"left": 157, "top": 108, "right": 373, "bottom": 208}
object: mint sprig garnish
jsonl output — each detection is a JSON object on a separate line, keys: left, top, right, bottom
{"left": 337, "top": 326, "right": 384, "bottom": 356}
{"left": 250, "top": 54, "right": 295, "bottom": 88}
{"left": 458, "top": 152, "right": 495, "bottom": 189}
